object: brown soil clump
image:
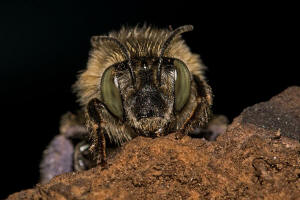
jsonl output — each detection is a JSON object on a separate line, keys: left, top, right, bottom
{"left": 7, "top": 87, "right": 300, "bottom": 200}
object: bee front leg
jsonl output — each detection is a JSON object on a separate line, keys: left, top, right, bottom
{"left": 86, "top": 98, "right": 108, "bottom": 168}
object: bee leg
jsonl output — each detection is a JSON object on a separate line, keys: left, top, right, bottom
{"left": 87, "top": 98, "right": 108, "bottom": 168}
{"left": 175, "top": 75, "right": 213, "bottom": 140}
{"left": 96, "top": 125, "right": 107, "bottom": 168}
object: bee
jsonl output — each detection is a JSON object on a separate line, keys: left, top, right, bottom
{"left": 40, "top": 25, "right": 214, "bottom": 183}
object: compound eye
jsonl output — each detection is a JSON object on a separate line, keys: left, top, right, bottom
{"left": 174, "top": 59, "right": 191, "bottom": 111}
{"left": 101, "top": 66, "right": 123, "bottom": 119}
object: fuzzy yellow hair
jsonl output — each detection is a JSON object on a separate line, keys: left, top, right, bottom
{"left": 73, "top": 25, "right": 206, "bottom": 106}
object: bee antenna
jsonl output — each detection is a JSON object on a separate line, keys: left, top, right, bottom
{"left": 157, "top": 25, "right": 194, "bottom": 85}
{"left": 91, "top": 36, "right": 136, "bottom": 86}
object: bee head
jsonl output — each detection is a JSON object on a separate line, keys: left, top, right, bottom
{"left": 97, "top": 25, "right": 193, "bottom": 135}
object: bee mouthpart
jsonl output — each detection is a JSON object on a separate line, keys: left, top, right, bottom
{"left": 134, "top": 117, "right": 167, "bottom": 134}
{"left": 136, "top": 112, "right": 163, "bottom": 120}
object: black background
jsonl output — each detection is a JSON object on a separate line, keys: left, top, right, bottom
{"left": 0, "top": 1, "right": 298, "bottom": 198}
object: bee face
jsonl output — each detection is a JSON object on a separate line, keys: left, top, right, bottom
{"left": 101, "top": 56, "right": 191, "bottom": 135}
{"left": 73, "top": 25, "right": 213, "bottom": 159}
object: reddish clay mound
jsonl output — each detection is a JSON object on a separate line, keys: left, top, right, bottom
{"left": 7, "top": 87, "right": 300, "bottom": 200}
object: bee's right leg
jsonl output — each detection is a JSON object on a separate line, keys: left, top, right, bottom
{"left": 86, "top": 98, "right": 108, "bottom": 168}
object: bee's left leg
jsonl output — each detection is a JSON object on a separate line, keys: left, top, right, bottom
{"left": 188, "top": 75, "right": 228, "bottom": 140}
{"left": 174, "top": 75, "right": 212, "bottom": 139}
{"left": 86, "top": 98, "right": 108, "bottom": 168}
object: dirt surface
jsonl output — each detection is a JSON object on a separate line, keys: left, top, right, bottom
{"left": 7, "top": 86, "right": 300, "bottom": 200}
